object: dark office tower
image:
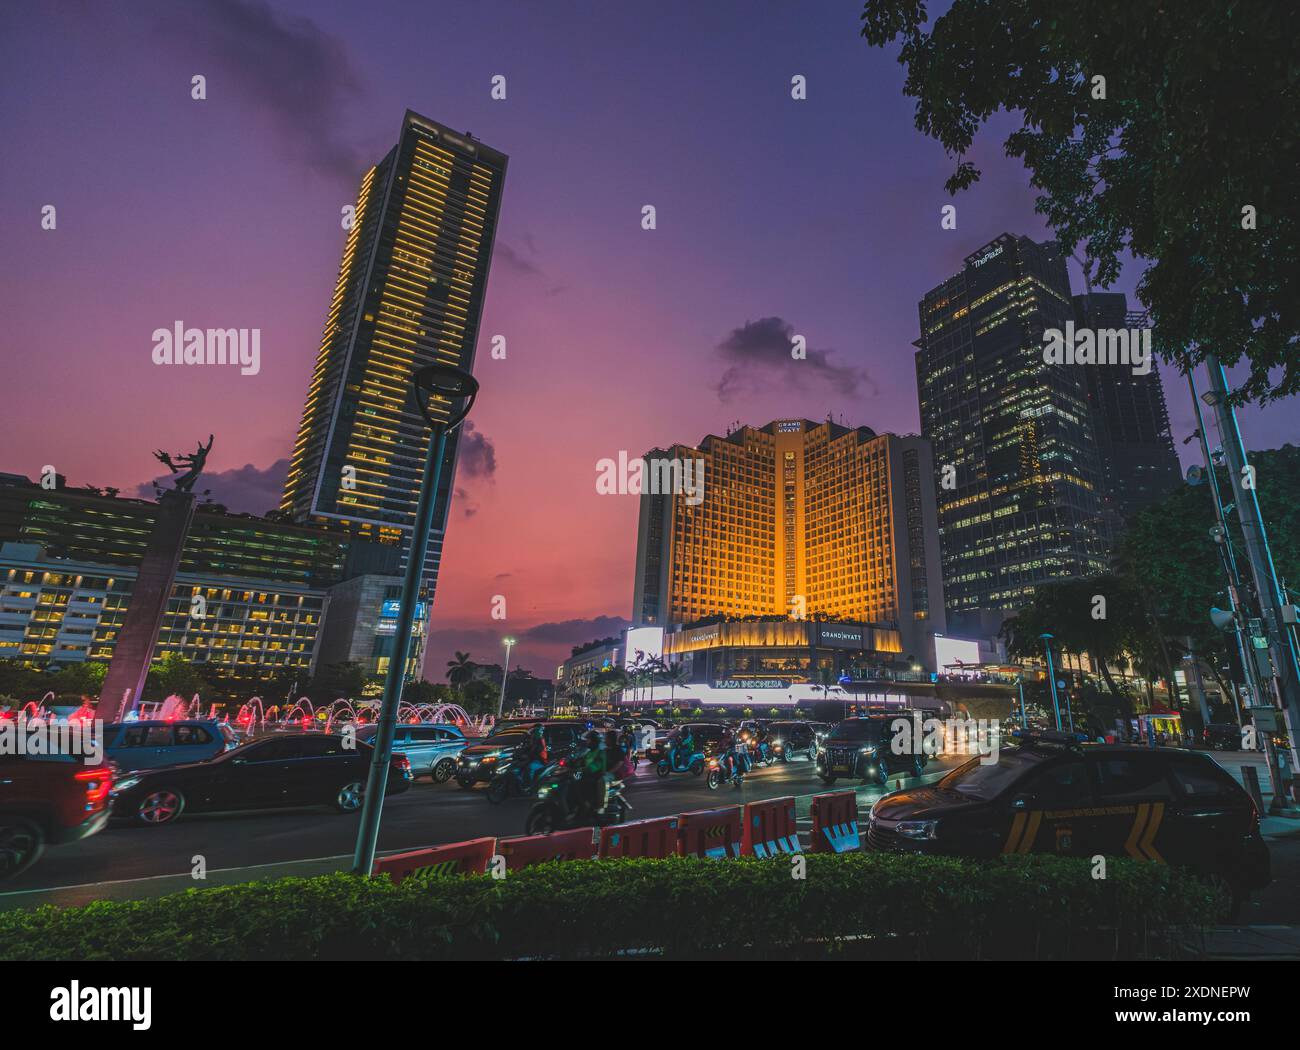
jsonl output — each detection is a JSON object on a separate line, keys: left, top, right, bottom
{"left": 915, "top": 233, "right": 1108, "bottom": 636}
{"left": 1072, "top": 292, "right": 1182, "bottom": 534}
{"left": 282, "top": 111, "right": 507, "bottom": 595}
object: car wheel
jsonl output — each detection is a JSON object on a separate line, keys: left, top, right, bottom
{"left": 334, "top": 781, "right": 365, "bottom": 813}
{"left": 911, "top": 754, "right": 925, "bottom": 778}
{"left": 0, "top": 818, "right": 45, "bottom": 881}
{"left": 432, "top": 758, "right": 456, "bottom": 783}
{"left": 819, "top": 775, "right": 837, "bottom": 786}
{"left": 486, "top": 778, "right": 510, "bottom": 805}
{"left": 137, "top": 788, "right": 185, "bottom": 826}
{"left": 456, "top": 777, "right": 476, "bottom": 789}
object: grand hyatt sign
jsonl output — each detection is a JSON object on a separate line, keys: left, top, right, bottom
{"left": 818, "top": 626, "right": 864, "bottom": 648}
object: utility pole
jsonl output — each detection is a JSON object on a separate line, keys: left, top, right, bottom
{"left": 1040, "top": 633, "right": 1063, "bottom": 732}
{"left": 1204, "top": 357, "right": 1300, "bottom": 789}
{"left": 1188, "top": 370, "right": 1259, "bottom": 726}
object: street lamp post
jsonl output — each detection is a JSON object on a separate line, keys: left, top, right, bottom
{"left": 497, "top": 637, "right": 515, "bottom": 717}
{"left": 351, "top": 363, "right": 478, "bottom": 877}
{"left": 1040, "top": 633, "right": 1063, "bottom": 732}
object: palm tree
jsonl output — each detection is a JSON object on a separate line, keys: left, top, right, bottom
{"left": 663, "top": 662, "right": 688, "bottom": 706}
{"left": 446, "top": 651, "right": 476, "bottom": 701}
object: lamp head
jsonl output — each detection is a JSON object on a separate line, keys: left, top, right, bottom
{"left": 413, "top": 363, "right": 479, "bottom": 429}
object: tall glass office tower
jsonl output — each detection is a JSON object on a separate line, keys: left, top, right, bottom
{"left": 915, "top": 234, "right": 1107, "bottom": 635}
{"left": 282, "top": 110, "right": 507, "bottom": 595}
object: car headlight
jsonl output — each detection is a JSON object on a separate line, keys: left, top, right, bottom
{"left": 816, "top": 746, "right": 825, "bottom": 757}
{"left": 114, "top": 775, "right": 141, "bottom": 793}
{"left": 859, "top": 746, "right": 876, "bottom": 755}
{"left": 896, "top": 820, "right": 938, "bottom": 841}
{"left": 537, "top": 785, "right": 551, "bottom": 799}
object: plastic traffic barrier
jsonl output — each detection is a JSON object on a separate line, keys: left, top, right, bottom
{"left": 741, "top": 796, "right": 801, "bottom": 857}
{"left": 677, "top": 805, "right": 743, "bottom": 859}
{"left": 372, "top": 836, "right": 496, "bottom": 884}
{"left": 599, "top": 816, "right": 680, "bottom": 859}
{"left": 497, "top": 826, "right": 596, "bottom": 871}
{"left": 810, "top": 791, "right": 861, "bottom": 853}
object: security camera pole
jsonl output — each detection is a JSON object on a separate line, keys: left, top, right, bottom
{"left": 1203, "top": 358, "right": 1300, "bottom": 785}
{"left": 352, "top": 363, "right": 479, "bottom": 877}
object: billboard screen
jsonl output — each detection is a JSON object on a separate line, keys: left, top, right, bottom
{"left": 623, "top": 626, "right": 664, "bottom": 670}
{"left": 934, "top": 635, "right": 981, "bottom": 675}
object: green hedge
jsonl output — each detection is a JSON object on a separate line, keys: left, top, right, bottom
{"left": 0, "top": 854, "right": 1222, "bottom": 960}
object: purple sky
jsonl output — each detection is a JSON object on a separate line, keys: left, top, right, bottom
{"left": 2, "top": 0, "right": 1295, "bottom": 684}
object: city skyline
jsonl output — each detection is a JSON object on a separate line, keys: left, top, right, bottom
{"left": 3, "top": 1, "right": 1296, "bottom": 683}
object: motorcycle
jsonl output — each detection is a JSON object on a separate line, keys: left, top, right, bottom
{"left": 738, "top": 732, "right": 776, "bottom": 767}
{"left": 486, "top": 758, "right": 555, "bottom": 805}
{"left": 524, "top": 765, "right": 629, "bottom": 834}
{"left": 655, "top": 747, "right": 705, "bottom": 778}
{"left": 705, "top": 749, "right": 749, "bottom": 790}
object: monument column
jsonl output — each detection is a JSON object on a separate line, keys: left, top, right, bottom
{"left": 98, "top": 489, "right": 198, "bottom": 722}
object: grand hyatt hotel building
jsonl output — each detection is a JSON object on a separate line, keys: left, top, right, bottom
{"left": 631, "top": 420, "right": 946, "bottom": 683}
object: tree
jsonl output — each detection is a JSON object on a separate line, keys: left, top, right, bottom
{"left": 305, "top": 661, "right": 367, "bottom": 704}
{"left": 446, "top": 651, "right": 477, "bottom": 698}
{"left": 144, "top": 653, "right": 206, "bottom": 702}
{"left": 861, "top": 1, "right": 1299, "bottom": 402}
{"left": 402, "top": 679, "right": 449, "bottom": 704}
{"left": 1001, "top": 574, "right": 1147, "bottom": 721}
{"left": 459, "top": 678, "right": 497, "bottom": 717}
{"left": 0, "top": 660, "right": 45, "bottom": 703}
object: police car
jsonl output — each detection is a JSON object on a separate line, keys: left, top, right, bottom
{"left": 867, "top": 734, "right": 1270, "bottom": 907}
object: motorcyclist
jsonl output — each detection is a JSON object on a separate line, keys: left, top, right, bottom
{"left": 672, "top": 727, "right": 695, "bottom": 771}
{"left": 513, "top": 724, "right": 547, "bottom": 789}
{"left": 573, "top": 729, "right": 607, "bottom": 815}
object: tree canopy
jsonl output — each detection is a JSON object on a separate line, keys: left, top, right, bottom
{"left": 861, "top": 0, "right": 1299, "bottom": 401}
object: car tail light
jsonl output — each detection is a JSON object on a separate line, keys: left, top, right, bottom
{"left": 76, "top": 765, "right": 113, "bottom": 805}
{"left": 392, "top": 754, "right": 412, "bottom": 772}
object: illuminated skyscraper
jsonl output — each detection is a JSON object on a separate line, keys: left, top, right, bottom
{"left": 282, "top": 111, "right": 507, "bottom": 596}
{"left": 632, "top": 419, "right": 945, "bottom": 664}
{"left": 915, "top": 233, "right": 1108, "bottom": 635}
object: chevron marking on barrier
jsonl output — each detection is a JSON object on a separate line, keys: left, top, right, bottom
{"left": 753, "top": 834, "right": 802, "bottom": 858}
{"left": 411, "top": 859, "right": 459, "bottom": 880}
{"left": 821, "top": 821, "right": 861, "bottom": 853}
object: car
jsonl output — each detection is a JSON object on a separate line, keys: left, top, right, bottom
{"left": 867, "top": 736, "right": 1271, "bottom": 911}
{"left": 454, "top": 721, "right": 584, "bottom": 788}
{"left": 110, "top": 734, "right": 411, "bottom": 825}
{"left": 815, "top": 715, "right": 927, "bottom": 785}
{"left": 102, "top": 719, "right": 239, "bottom": 771}
{"left": 1203, "top": 723, "right": 1243, "bottom": 751}
{"left": 0, "top": 753, "right": 113, "bottom": 881}
{"left": 767, "top": 720, "right": 817, "bottom": 761}
{"left": 355, "top": 722, "right": 468, "bottom": 782}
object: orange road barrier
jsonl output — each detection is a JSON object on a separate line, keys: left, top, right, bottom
{"left": 677, "top": 805, "right": 743, "bottom": 859}
{"left": 599, "top": 816, "right": 681, "bottom": 859}
{"left": 372, "top": 836, "right": 496, "bottom": 884}
{"left": 497, "top": 826, "right": 596, "bottom": 871}
{"left": 741, "top": 796, "right": 800, "bottom": 857}
{"left": 810, "top": 791, "right": 860, "bottom": 853}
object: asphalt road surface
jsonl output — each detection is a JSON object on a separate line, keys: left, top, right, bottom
{"left": 0, "top": 753, "right": 965, "bottom": 909}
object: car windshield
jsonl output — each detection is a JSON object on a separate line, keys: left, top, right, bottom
{"left": 937, "top": 747, "right": 1044, "bottom": 799}
{"left": 829, "top": 720, "right": 887, "bottom": 742}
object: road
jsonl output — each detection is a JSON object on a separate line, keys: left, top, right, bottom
{"left": 0, "top": 753, "right": 965, "bottom": 910}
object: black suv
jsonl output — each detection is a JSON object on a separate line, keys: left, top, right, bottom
{"left": 868, "top": 738, "right": 1271, "bottom": 908}
{"left": 454, "top": 721, "right": 584, "bottom": 788}
{"left": 816, "top": 716, "right": 927, "bottom": 785}
{"left": 767, "top": 721, "right": 817, "bottom": 761}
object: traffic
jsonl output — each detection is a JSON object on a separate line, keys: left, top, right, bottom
{"left": 0, "top": 711, "right": 1275, "bottom": 919}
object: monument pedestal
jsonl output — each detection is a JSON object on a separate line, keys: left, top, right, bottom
{"left": 98, "top": 490, "right": 197, "bottom": 722}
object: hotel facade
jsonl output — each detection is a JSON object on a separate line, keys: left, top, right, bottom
{"left": 631, "top": 419, "right": 946, "bottom": 680}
